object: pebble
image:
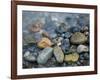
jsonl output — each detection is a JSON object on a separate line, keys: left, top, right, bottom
{"left": 53, "top": 46, "right": 64, "bottom": 63}
{"left": 70, "top": 32, "right": 87, "bottom": 44}
{"left": 64, "top": 53, "right": 79, "bottom": 62}
{"left": 37, "top": 37, "right": 52, "bottom": 48}
{"left": 24, "top": 51, "right": 36, "bottom": 62}
{"left": 61, "top": 39, "right": 70, "bottom": 53}
{"left": 77, "top": 45, "right": 89, "bottom": 53}
{"left": 37, "top": 47, "right": 53, "bottom": 64}
{"left": 64, "top": 32, "right": 72, "bottom": 38}
{"left": 70, "top": 26, "right": 81, "bottom": 33}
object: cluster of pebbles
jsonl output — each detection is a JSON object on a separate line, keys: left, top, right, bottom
{"left": 23, "top": 12, "right": 90, "bottom": 68}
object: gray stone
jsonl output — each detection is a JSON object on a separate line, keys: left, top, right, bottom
{"left": 77, "top": 45, "right": 89, "bottom": 53}
{"left": 70, "top": 32, "right": 87, "bottom": 44}
{"left": 37, "top": 47, "right": 53, "bottom": 64}
{"left": 24, "top": 51, "right": 36, "bottom": 62}
{"left": 53, "top": 46, "right": 64, "bottom": 63}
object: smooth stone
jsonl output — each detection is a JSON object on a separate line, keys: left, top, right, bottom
{"left": 70, "top": 32, "right": 87, "bottom": 44}
{"left": 37, "top": 37, "right": 52, "bottom": 48}
{"left": 64, "top": 32, "right": 72, "bottom": 38}
{"left": 77, "top": 45, "right": 89, "bottom": 53}
{"left": 53, "top": 46, "right": 64, "bottom": 63}
{"left": 61, "top": 39, "right": 70, "bottom": 53}
{"left": 37, "top": 47, "right": 53, "bottom": 64}
{"left": 24, "top": 51, "right": 36, "bottom": 62}
{"left": 64, "top": 53, "right": 79, "bottom": 62}
{"left": 79, "top": 54, "right": 85, "bottom": 60}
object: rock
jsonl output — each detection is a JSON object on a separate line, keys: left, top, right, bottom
{"left": 84, "top": 31, "right": 89, "bottom": 36}
{"left": 37, "top": 47, "right": 53, "bottom": 64}
{"left": 61, "top": 39, "right": 70, "bottom": 53}
{"left": 64, "top": 53, "right": 79, "bottom": 62}
{"left": 23, "top": 34, "right": 36, "bottom": 44}
{"left": 81, "top": 26, "right": 89, "bottom": 32}
{"left": 77, "top": 45, "right": 89, "bottom": 53}
{"left": 53, "top": 46, "right": 64, "bottom": 63}
{"left": 37, "top": 37, "right": 52, "bottom": 48}
{"left": 83, "top": 53, "right": 89, "bottom": 60}
{"left": 33, "top": 32, "right": 42, "bottom": 42}
{"left": 24, "top": 51, "right": 36, "bottom": 62}
{"left": 56, "top": 23, "right": 69, "bottom": 34}
{"left": 68, "top": 45, "right": 77, "bottom": 53}
{"left": 49, "top": 32, "right": 57, "bottom": 39}
{"left": 64, "top": 32, "right": 72, "bottom": 38}
{"left": 70, "top": 32, "right": 87, "bottom": 44}
{"left": 69, "top": 26, "right": 81, "bottom": 33}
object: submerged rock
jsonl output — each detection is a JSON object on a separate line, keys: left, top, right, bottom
{"left": 37, "top": 47, "right": 53, "bottom": 64}
{"left": 64, "top": 32, "right": 72, "bottom": 38}
{"left": 70, "top": 32, "right": 87, "bottom": 44}
{"left": 77, "top": 45, "right": 89, "bottom": 53}
{"left": 37, "top": 37, "right": 52, "bottom": 48}
{"left": 64, "top": 53, "right": 79, "bottom": 62}
{"left": 53, "top": 46, "right": 64, "bottom": 63}
{"left": 24, "top": 51, "right": 36, "bottom": 62}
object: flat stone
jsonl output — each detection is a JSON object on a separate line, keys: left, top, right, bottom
{"left": 77, "top": 45, "right": 89, "bottom": 53}
{"left": 37, "top": 37, "right": 52, "bottom": 48}
{"left": 70, "top": 32, "right": 87, "bottom": 44}
{"left": 37, "top": 47, "right": 53, "bottom": 64}
{"left": 53, "top": 46, "right": 64, "bottom": 63}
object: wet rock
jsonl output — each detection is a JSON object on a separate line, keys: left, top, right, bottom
{"left": 53, "top": 46, "right": 64, "bottom": 63}
{"left": 61, "top": 39, "right": 70, "bottom": 53}
{"left": 77, "top": 45, "right": 89, "bottom": 53}
{"left": 37, "top": 47, "right": 53, "bottom": 64}
{"left": 64, "top": 53, "right": 79, "bottom": 62}
{"left": 38, "top": 37, "right": 52, "bottom": 48}
{"left": 24, "top": 51, "right": 36, "bottom": 62}
{"left": 64, "top": 32, "right": 72, "bottom": 38}
{"left": 70, "top": 32, "right": 87, "bottom": 44}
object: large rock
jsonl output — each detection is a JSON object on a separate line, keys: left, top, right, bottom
{"left": 70, "top": 32, "right": 87, "bottom": 44}
{"left": 53, "top": 46, "right": 64, "bottom": 63}
{"left": 64, "top": 53, "right": 79, "bottom": 62}
{"left": 37, "top": 37, "right": 52, "bottom": 48}
{"left": 37, "top": 47, "right": 53, "bottom": 64}
{"left": 77, "top": 45, "right": 89, "bottom": 53}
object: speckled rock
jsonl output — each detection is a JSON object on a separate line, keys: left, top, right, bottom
{"left": 24, "top": 51, "right": 36, "bottom": 62}
{"left": 70, "top": 32, "right": 87, "bottom": 44}
{"left": 64, "top": 32, "right": 72, "bottom": 38}
{"left": 53, "top": 46, "right": 64, "bottom": 63}
{"left": 77, "top": 45, "right": 89, "bottom": 53}
{"left": 37, "top": 47, "right": 53, "bottom": 64}
{"left": 37, "top": 37, "right": 52, "bottom": 48}
{"left": 64, "top": 53, "right": 79, "bottom": 62}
